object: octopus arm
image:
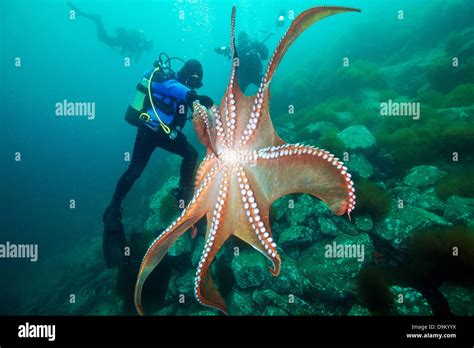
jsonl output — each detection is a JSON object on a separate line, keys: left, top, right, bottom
{"left": 134, "top": 162, "right": 222, "bottom": 315}
{"left": 265, "top": 6, "right": 361, "bottom": 84}
{"left": 250, "top": 144, "right": 355, "bottom": 217}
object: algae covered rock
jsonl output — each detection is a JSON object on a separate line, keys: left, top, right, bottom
{"left": 390, "top": 286, "right": 432, "bottom": 315}
{"left": 376, "top": 205, "right": 452, "bottom": 247}
{"left": 404, "top": 165, "right": 447, "bottom": 187}
{"left": 278, "top": 225, "right": 315, "bottom": 247}
{"left": 264, "top": 256, "right": 303, "bottom": 296}
{"left": 231, "top": 250, "right": 267, "bottom": 288}
{"left": 252, "top": 289, "right": 313, "bottom": 315}
{"left": 337, "top": 125, "right": 376, "bottom": 152}
{"left": 229, "top": 289, "right": 256, "bottom": 315}
{"left": 443, "top": 195, "right": 474, "bottom": 225}
{"left": 348, "top": 303, "right": 371, "bottom": 316}
{"left": 146, "top": 176, "right": 180, "bottom": 232}
{"left": 354, "top": 214, "right": 373, "bottom": 231}
{"left": 286, "top": 194, "right": 319, "bottom": 225}
{"left": 318, "top": 216, "right": 340, "bottom": 236}
{"left": 440, "top": 283, "right": 474, "bottom": 316}
{"left": 346, "top": 153, "right": 374, "bottom": 179}
{"left": 299, "top": 233, "right": 373, "bottom": 302}
{"left": 263, "top": 305, "right": 288, "bottom": 316}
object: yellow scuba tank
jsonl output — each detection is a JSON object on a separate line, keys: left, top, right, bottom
{"left": 130, "top": 77, "right": 149, "bottom": 112}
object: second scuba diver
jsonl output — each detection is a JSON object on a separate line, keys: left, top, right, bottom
{"left": 103, "top": 53, "right": 214, "bottom": 268}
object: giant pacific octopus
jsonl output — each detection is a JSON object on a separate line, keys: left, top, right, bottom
{"left": 135, "top": 5, "right": 360, "bottom": 315}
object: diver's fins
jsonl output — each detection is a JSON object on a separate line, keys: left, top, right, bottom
{"left": 102, "top": 205, "right": 127, "bottom": 268}
{"left": 68, "top": 2, "right": 86, "bottom": 17}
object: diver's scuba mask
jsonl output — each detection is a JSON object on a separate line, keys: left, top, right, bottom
{"left": 186, "top": 74, "right": 203, "bottom": 89}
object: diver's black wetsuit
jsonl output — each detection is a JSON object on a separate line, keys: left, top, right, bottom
{"left": 112, "top": 122, "right": 197, "bottom": 206}
{"left": 222, "top": 33, "right": 269, "bottom": 92}
{"left": 238, "top": 39, "right": 269, "bottom": 92}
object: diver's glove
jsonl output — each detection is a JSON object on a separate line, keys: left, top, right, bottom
{"left": 186, "top": 91, "right": 214, "bottom": 109}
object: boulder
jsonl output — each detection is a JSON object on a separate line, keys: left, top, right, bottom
{"left": 348, "top": 303, "right": 371, "bottom": 316}
{"left": 318, "top": 216, "right": 340, "bottom": 236}
{"left": 376, "top": 205, "right": 452, "bottom": 247}
{"left": 304, "top": 121, "right": 338, "bottom": 138}
{"left": 354, "top": 214, "right": 374, "bottom": 231}
{"left": 298, "top": 233, "right": 373, "bottom": 302}
{"left": 443, "top": 195, "right": 474, "bottom": 225}
{"left": 404, "top": 165, "right": 447, "bottom": 187}
{"left": 229, "top": 289, "right": 256, "bottom": 315}
{"left": 263, "top": 305, "right": 288, "bottom": 316}
{"left": 439, "top": 283, "right": 474, "bottom": 316}
{"left": 337, "top": 125, "right": 376, "bottom": 152}
{"left": 252, "top": 289, "right": 314, "bottom": 315}
{"left": 264, "top": 256, "right": 304, "bottom": 296}
{"left": 278, "top": 225, "right": 315, "bottom": 247}
{"left": 231, "top": 250, "right": 267, "bottom": 288}
{"left": 390, "top": 286, "right": 432, "bottom": 315}
{"left": 346, "top": 153, "right": 374, "bottom": 179}
{"left": 146, "top": 176, "right": 180, "bottom": 232}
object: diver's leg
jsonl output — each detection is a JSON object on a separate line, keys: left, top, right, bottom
{"left": 109, "top": 125, "right": 156, "bottom": 207}
{"left": 103, "top": 124, "right": 156, "bottom": 268}
{"left": 69, "top": 3, "right": 115, "bottom": 47}
{"left": 156, "top": 131, "right": 198, "bottom": 203}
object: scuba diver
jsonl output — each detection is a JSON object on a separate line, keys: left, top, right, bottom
{"left": 68, "top": 2, "right": 153, "bottom": 61}
{"left": 103, "top": 53, "right": 214, "bottom": 268}
{"left": 215, "top": 10, "right": 286, "bottom": 92}
{"left": 215, "top": 31, "right": 269, "bottom": 92}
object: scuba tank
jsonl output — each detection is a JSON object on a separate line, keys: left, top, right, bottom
{"left": 125, "top": 52, "right": 186, "bottom": 139}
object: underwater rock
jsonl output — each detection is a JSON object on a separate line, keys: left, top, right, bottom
{"left": 299, "top": 233, "right": 373, "bottom": 303}
{"left": 389, "top": 286, "right": 432, "bottom": 315}
{"left": 304, "top": 121, "right": 338, "bottom": 138}
{"left": 392, "top": 186, "right": 446, "bottom": 214}
{"left": 439, "top": 283, "right": 474, "bottom": 316}
{"left": 287, "top": 194, "right": 319, "bottom": 225}
{"left": 354, "top": 215, "right": 373, "bottom": 231}
{"left": 263, "top": 305, "right": 288, "bottom": 316}
{"left": 347, "top": 303, "right": 371, "bottom": 316}
{"left": 392, "top": 186, "right": 421, "bottom": 206}
{"left": 318, "top": 216, "right": 340, "bottom": 236}
{"left": 335, "top": 112, "right": 354, "bottom": 125}
{"left": 146, "top": 176, "right": 180, "bottom": 232}
{"left": 346, "top": 153, "right": 374, "bottom": 179}
{"left": 252, "top": 289, "right": 314, "bottom": 316}
{"left": 438, "top": 106, "right": 474, "bottom": 122}
{"left": 264, "top": 256, "right": 303, "bottom": 296}
{"left": 153, "top": 305, "right": 177, "bottom": 316}
{"left": 443, "top": 195, "right": 474, "bottom": 225}
{"left": 337, "top": 125, "right": 376, "bottom": 153}
{"left": 229, "top": 289, "right": 256, "bottom": 315}
{"left": 166, "top": 268, "right": 194, "bottom": 302}
{"left": 404, "top": 165, "right": 447, "bottom": 188}
{"left": 278, "top": 225, "right": 315, "bottom": 247}
{"left": 168, "top": 232, "right": 193, "bottom": 257}
{"left": 231, "top": 250, "right": 267, "bottom": 288}
{"left": 376, "top": 205, "right": 452, "bottom": 247}
{"left": 190, "top": 310, "right": 219, "bottom": 316}
{"left": 418, "top": 187, "right": 446, "bottom": 214}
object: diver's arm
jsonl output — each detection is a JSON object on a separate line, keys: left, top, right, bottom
{"left": 150, "top": 80, "right": 190, "bottom": 102}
